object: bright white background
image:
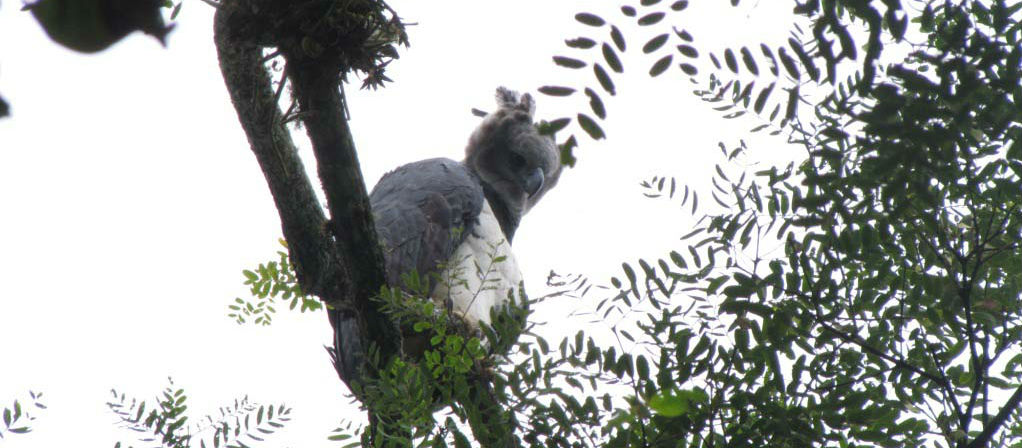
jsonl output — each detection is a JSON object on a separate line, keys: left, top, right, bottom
{"left": 0, "top": 1, "right": 797, "bottom": 446}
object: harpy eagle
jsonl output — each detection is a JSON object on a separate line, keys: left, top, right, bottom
{"left": 330, "top": 87, "right": 562, "bottom": 382}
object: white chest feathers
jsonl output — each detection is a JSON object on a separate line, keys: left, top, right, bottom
{"left": 432, "top": 201, "right": 522, "bottom": 329}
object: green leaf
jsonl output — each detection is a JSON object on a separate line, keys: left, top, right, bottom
{"left": 648, "top": 392, "right": 687, "bottom": 417}
{"left": 413, "top": 321, "right": 431, "bottom": 332}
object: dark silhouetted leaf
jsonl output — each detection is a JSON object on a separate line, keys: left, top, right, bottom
{"left": 740, "top": 46, "right": 759, "bottom": 75}
{"left": 621, "top": 5, "right": 636, "bottom": 17}
{"left": 674, "top": 27, "right": 693, "bottom": 42}
{"left": 709, "top": 53, "right": 722, "bottom": 69}
{"left": 736, "top": 80, "right": 754, "bottom": 104}
{"left": 677, "top": 44, "right": 698, "bottom": 58}
{"left": 679, "top": 63, "right": 698, "bottom": 75}
{"left": 602, "top": 43, "right": 623, "bottom": 73}
{"left": 594, "top": 64, "right": 616, "bottom": 95}
{"left": 778, "top": 47, "right": 800, "bottom": 79}
{"left": 761, "top": 47, "right": 779, "bottom": 76}
{"left": 538, "top": 86, "right": 576, "bottom": 97}
{"left": 643, "top": 34, "right": 669, "bottom": 53}
{"left": 671, "top": 0, "right": 688, "bottom": 10}
{"left": 638, "top": 12, "right": 665, "bottom": 26}
{"left": 585, "top": 88, "right": 606, "bottom": 119}
{"left": 566, "top": 37, "right": 597, "bottom": 49}
{"left": 754, "top": 82, "right": 774, "bottom": 114}
{"left": 542, "top": 117, "right": 571, "bottom": 135}
{"left": 649, "top": 55, "right": 673, "bottom": 77}
{"left": 724, "top": 48, "right": 739, "bottom": 73}
{"left": 28, "top": 0, "right": 172, "bottom": 54}
{"left": 553, "top": 56, "right": 586, "bottom": 69}
{"left": 789, "top": 37, "right": 819, "bottom": 81}
{"left": 575, "top": 13, "right": 606, "bottom": 27}
{"left": 610, "top": 25, "right": 626, "bottom": 52}
{"left": 577, "top": 113, "right": 606, "bottom": 139}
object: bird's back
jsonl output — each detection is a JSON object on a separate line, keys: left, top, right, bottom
{"left": 369, "top": 157, "right": 485, "bottom": 290}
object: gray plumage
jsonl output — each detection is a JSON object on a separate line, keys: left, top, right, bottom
{"left": 330, "top": 87, "right": 561, "bottom": 385}
{"left": 370, "top": 158, "right": 485, "bottom": 287}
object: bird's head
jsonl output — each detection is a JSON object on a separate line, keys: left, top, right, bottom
{"left": 465, "top": 87, "right": 562, "bottom": 220}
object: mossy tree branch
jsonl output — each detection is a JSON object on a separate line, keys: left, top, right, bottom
{"left": 212, "top": 0, "right": 395, "bottom": 389}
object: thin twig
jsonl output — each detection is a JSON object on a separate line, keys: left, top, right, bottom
{"left": 261, "top": 50, "right": 282, "bottom": 63}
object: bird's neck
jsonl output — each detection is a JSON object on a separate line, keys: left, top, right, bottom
{"left": 481, "top": 183, "right": 521, "bottom": 243}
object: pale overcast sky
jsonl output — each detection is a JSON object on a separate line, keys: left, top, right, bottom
{"left": 0, "top": 1, "right": 797, "bottom": 446}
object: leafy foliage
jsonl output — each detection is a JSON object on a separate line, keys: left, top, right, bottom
{"left": 540, "top": 0, "right": 700, "bottom": 166}
{"left": 1, "top": 391, "right": 46, "bottom": 440}
{"left": 229, "top": 239, "right": 319, "bottom": 326}
{"left": 380, "top": 0, "right": 1021, "bottom": 446}
{"left": 542, "top": 1, "right": 1022, "bottom": 447}
{"left": 108, "top": 378, "right": 291, "bottom": 448}
{"left": 222, "top": 1, "right": 1022, "bottom": 447}
{"left": 327, "top": 245, "right": 534, "bottom": 446}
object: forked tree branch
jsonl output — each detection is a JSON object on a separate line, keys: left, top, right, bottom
{"left": 213, "top": 5, "right": 343, "bottom": 302}
{"left": 213, "top": 0, "right": 398, "bottom": 390}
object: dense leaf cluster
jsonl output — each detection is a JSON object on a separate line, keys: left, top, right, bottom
{"left": 229, "top": 239, "right": 320, "bottom": 326}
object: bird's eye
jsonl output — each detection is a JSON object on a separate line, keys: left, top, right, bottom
{"left": 508, "top": 152, "right": 526, "bottom": 168}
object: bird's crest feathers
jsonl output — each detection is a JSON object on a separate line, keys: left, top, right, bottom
{"left": 495, "top": 87, "right": 536, "bottom": 117}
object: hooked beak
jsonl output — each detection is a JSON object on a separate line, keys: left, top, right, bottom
{"left": 523, "top": 167, "right": 545, "bottom": 198}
